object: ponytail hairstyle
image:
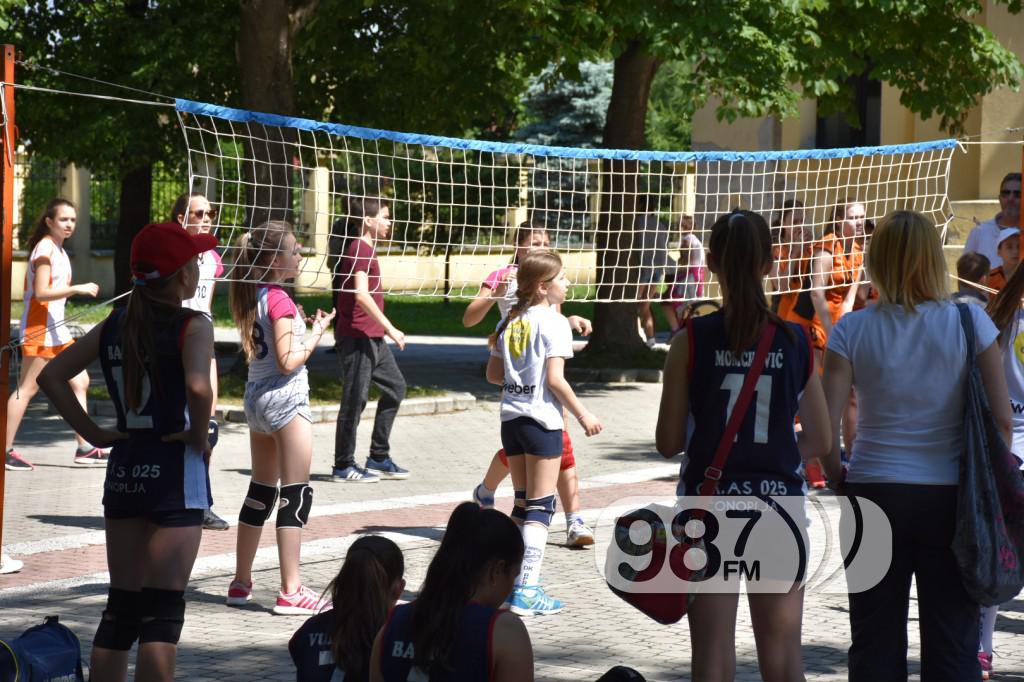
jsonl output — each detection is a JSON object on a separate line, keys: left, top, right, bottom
{"left": 121, "top": 270, "right": 193, "bottom": 413}
{"left": 411, "top": 502, "right": 524, "bottom": 674}
{"left": 510, "top": 219, "right": 549, "bottom": 265}
{"left": 228, "top": 220, "right": 294, "bottom": 360}
{"left": 988, "top": 261, "right": 1024, "bottom": 341}
{"left": 328, "top": 536, "right": 404, "bottom": 678}
{"left": 487, "top": 249, "right": 562, "bottom": 350}
{"left": 708, "top": 210, "right": 794, "bottom": 354}
{"left": 27, "top": 198, "right": 75, "bottom": 252}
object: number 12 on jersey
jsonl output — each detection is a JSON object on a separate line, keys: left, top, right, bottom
{"left": 720, "top": 374, "right": 772, "bottom": 443}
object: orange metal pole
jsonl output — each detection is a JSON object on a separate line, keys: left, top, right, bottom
{"left": 0, "top": 45, "right": 16, "bottom": 550}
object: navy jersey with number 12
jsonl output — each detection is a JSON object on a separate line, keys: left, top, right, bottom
{"left": 98, "top": 307, "right": 211, "bottom": 514}
{"left": 681, "top": 311, "right": 812, "bottom": 497}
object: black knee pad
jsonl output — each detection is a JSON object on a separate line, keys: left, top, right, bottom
{"left": 239, "top": 481, "right": 278, "bottom": 527}
{"left": 138, "top": 588, "right": 185, "bottom": 645}
{"left": 93, "top": 587, "right": 141, "bottom": 651}
{"left": 276, "top": 482, "right": 313, "bottom": 529}
{"left": 524, "top": 494, "right": 557, "bottom": 527}
{"left": 511, "top": 490, "right": 527, "bottom": 523}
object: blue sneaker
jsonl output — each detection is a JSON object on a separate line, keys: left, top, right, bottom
{"left": 472, "top": 484, "right": 495, "bottom": 509}
{"left": 508, "top": 585, "right": 563, "bottom": 616}
{"left": 365, "top": 457, "right": 409, "bottom": 480}
{"left": 332, "top": 465, "right": 379, "bottom": 483}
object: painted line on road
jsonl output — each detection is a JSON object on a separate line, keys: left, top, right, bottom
{"left": 3, "top": 464, "right": 679, "bottom": 558}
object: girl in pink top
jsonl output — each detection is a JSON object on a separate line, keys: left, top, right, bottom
{"left": 226, "top": 220, "right": 335, "bottom": 616}
{"left": 462, "top": 221, "right": 596, "bottom": 547}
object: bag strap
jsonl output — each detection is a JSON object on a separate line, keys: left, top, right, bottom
{"left": 955, "top": 302, "right": 977, "bottom": 370}
{"left": 697, "top": 322, "right": 776, "bottom": 497}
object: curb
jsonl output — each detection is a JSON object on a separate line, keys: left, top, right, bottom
{"left": 76, "top": 392, "right": 477, "bottom": 423}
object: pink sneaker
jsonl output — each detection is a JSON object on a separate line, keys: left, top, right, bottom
{"left": 979, "top": 651, "right": 993, "bottom": 680}
{"left": 5, "top": 449, "right": 34, "bottom": 471}
{"left": 273, "top": 585, "right": 327, "bottom": 615}
{"left": 74, "top": 447, "right": 110, "bottom": 466}
{"left": 225, "top": 580, "right": 253, "bottom": 606}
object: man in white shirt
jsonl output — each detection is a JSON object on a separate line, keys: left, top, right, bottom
{"left": 963, "top": 171, "right": 1021, "bottom": 265}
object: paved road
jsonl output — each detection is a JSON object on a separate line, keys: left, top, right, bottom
{"left": 1, "top": 336, "right": 1021, "bottom": 681}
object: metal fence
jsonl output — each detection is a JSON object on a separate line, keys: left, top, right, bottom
{"left": 14, "top": 154, "right": 64, "bottom": 249}
{"left": 90, "top": 164, "right": 187, "bottom": 250}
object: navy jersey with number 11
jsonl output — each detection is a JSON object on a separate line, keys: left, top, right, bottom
{"left": 681, "top": 311, "right": 812, "bottom": 497}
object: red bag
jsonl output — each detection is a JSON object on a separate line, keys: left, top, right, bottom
{"left": 605, "top": 322, "right": 776, "bottom": 624}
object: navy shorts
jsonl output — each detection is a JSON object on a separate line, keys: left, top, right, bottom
{"left": 500, "top": 417, "right": 563, "bottom": 457}
{"left": 104, "top": 507, "right": 204, "bottom": 527}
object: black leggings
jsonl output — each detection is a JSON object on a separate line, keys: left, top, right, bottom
{"left": 846, "top": 483, "right": 979, "bottom": 681}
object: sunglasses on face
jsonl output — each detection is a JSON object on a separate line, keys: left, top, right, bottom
{"left": 191, "top": 208, "right": 218, "bottom": 219}
{"left": 1000, "top": 190, "right": 1021, "bottom": 198}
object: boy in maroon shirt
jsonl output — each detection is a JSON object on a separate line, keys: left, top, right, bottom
{"left": 332, "top": 197, "right": 410, "bottom": 482}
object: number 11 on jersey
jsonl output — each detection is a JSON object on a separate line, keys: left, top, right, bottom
{"left": 720, "top": 374, "right": 772, "bottom": 443}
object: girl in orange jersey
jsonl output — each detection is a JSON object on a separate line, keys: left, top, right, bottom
{"left": 5, "top": 199, "right": 104, "bottom": 471}
{"left": 813, "top": 199, "right": 867, "bottom": 464}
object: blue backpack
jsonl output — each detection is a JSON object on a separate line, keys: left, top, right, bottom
{"left": 0, "top": 616, "right": 85, "bottom": 682}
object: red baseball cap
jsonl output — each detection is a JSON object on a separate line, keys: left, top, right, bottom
{"left": 130, "top": 222, "right": 218, "bottom": 281}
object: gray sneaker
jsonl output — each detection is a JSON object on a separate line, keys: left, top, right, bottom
{"left": 203, "top": 509, "right": 230, "bottom": 531}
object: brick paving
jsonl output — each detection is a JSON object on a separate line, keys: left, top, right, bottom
{"left": 1, "top": 336, "right": 1021, "bottom": 680}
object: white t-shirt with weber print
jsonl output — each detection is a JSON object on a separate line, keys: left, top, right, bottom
{"left": 491, "top": 305, "right": 574, "bottom": 430}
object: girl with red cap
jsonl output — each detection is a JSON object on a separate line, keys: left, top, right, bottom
{"left": 38, "top": 222, "right": 218, "bottom": 682}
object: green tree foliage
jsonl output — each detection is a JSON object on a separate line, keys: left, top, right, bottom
{"left": 646, "top": 61, "right": 693, "bottom": 152}
{"left": 9, "top": 1, "right": 239, "bottom": 174}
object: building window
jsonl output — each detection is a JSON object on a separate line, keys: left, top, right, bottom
{"left": 816, "top": 70, "right": 881, "bottom": 148}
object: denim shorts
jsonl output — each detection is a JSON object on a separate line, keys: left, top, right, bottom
{"left": 244, "top": 369, "right": 312, "bottom": 433}
{"left": 500, "top": 416, "right": 563, "bottom": 456}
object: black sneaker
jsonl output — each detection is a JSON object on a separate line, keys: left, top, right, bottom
{"left": 203, "top": 509, "right": 230, "bottom": 531}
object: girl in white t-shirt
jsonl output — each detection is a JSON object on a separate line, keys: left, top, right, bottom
{"left": 226, "top": 220, "right": 335, "bottom": 616}
{"left": 977, "top": 269, "right": 1024, "bottom": 679}
{"left": 6, "top": 198, "right": 104, "bottom": 471}
{"left": 464, "top": 222, "right": 595, "bottom": 546}
{"left": 171, "top": 192, "right": 229, "bottom": 531}
{"left": 485, "top": 249, "right": 602, "bottom": 616}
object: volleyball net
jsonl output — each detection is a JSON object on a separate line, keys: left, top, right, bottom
{"left": 175, "top": 99, "right": 957, "bottom": 303}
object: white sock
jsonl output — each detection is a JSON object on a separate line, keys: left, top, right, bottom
{"left": 980, "top": 604, "right": 998, "bottom": 654}
{"left": 477, "top": 482, "right": 495, "bottom": 497}
{"left": 516, "top": 523, "right": 549, "bottom": 587}
{"left": 565, "top": 511, "right": 583, "bottom": 526}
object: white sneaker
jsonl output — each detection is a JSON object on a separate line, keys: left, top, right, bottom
{"left": 567, "top": 519, "right": 595, "bottom": 547}
{"left": 0, "top": 553, "right": 24, "bottom": 574}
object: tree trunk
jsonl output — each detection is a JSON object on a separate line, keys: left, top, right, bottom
{"left": 584, "top": 41, "right": 661, "bottom": 357}
{"left": 237, "top": 0, "right": 308, "bottom": 226}
{"left": 114, "top": 165, "right": 154, "bottom": 301}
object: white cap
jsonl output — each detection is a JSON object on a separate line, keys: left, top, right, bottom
{"left": 998, "top": 227, "right": 1020, "bottom": 247}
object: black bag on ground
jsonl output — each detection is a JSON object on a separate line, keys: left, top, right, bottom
{"left": 953, "top": 303, "right": 1024, "bottom": 606}
{"left": 0, "top": 616, "right": 85, "bottom": 682}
